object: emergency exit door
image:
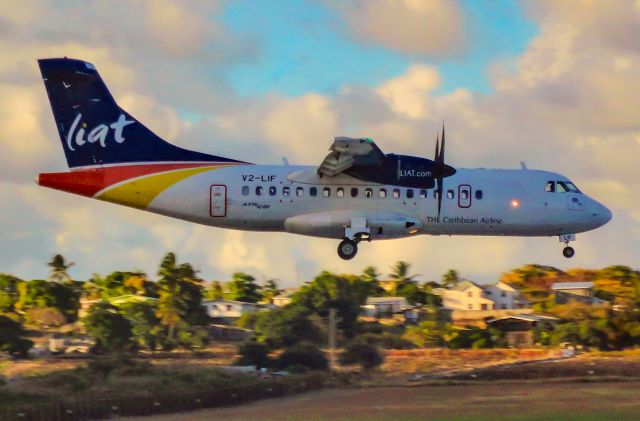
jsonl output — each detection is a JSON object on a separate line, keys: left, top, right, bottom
{"left": 458, "top": 184, "right": 471, "bottom": 208}
{"left": 210, "top": 185, "right": 227, "bottom": 217}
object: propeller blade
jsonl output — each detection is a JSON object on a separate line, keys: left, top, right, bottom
{"left": 437, "top": 177, "right": 443, "bottom": 218}
{"left": 440, "top": 124, "right": 445, "bottom": 164}
{"left": 434, "top": 132, "right": 440, "bottom": 162}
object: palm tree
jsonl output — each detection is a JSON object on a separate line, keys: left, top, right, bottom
{"left": 48, "top": 254, "right": 74, "bottom": 283}
{"left": 389, "top": 261, "right": 418, "bottom": 295}
{"left": 261, "top": 279, "right": 281, "bottom": 304}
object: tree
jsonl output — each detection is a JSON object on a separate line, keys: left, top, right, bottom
{"left": 85, "top": 271, "right": 154, "bottom": 300}
{"left": 275, "top": 342, "right": 328, "bottom": 371}
{"left": 207, "top": 281, "right": 225, "bottom": 300}
{"left": 15, "top": 279, "right": 79, "bottom": 322}
{"left": 156, "top": 253, "right": 207, "bottom": 343}
{"left": 47, "top": 254, "right": 74, "bottom": 283}
{"left": 339, "top": 340, "right": 385, "bottom": 372}
{"left": 254, "top": 304, "right": 322, "bottom": 348}
{"left": 441, "top": 269, "right": 461, "bottom": 289}
{"left": 237, "top": 340, "right": 272, "bottom": 370}
{"left": 120, "top": 301, "right": 162, "bottom": 351}
{"left": 0, "top": 273, "right": 21, "bottom": 312}
{"left": 260, "top": 279, "right": 281, "bottom": 304}
{"left": 389, "top": 261, "right": 418, "bottom": 294}
{"left": 361, "top": 267, "right": 385, "bottom": 297}
{"left": 83, "top": 302, "right": 134, "bottom": 353}
{"left": 228, "top": 272, "right": 262, "bottom": 303}
{"left": 0, "top": 315, "right": 33, "bottom": 357}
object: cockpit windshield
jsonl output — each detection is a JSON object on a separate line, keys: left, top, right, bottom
{"left": 546, "top": 180, "right": 581, "bottom": 193}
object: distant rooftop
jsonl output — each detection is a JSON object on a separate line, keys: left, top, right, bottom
{"left": 551, "top": 282, "right": 595, "bottom": 290}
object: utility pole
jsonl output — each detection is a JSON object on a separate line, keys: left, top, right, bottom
{"left": 328, "top": 308, "right": 337, "bottom": 371}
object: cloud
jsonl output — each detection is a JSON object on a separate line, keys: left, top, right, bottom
{"left": 376, "top": 65, "right": 440, "bottom": 119}
{"left": 326, "top": 0, "right": 466, "bottom": 56}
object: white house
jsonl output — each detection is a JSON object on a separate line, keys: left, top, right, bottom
{"left": 439, "top": 281, "right": 496, "bottom": 311}
{"left": 483, "top": 281, "right": 529, "bottom": 310}
{"left": 203, "top": 299, "right": 263, "bottom": 319}
{"left": 551, "top": 282, "right": 609, "bottom": 306}
{"left": 362, "top": 297, "right": 418, "bottom": 323}
{"left": 272, "top": 288, "right": 299, "bottom": 307}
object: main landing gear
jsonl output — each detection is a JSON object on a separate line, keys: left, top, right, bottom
{"left": 338, "top": 217, "right": 371, "bottom": 260}
{"left": 559, "top": 234, "right": 576, "bottom": 259}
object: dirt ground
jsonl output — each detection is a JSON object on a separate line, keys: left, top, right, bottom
{"left": 122, "top": 381, "right": 640, "bottom": 421}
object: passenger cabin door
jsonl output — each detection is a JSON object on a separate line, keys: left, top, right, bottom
{"left": 210, "top": 185, "right": 227, "bottom": 217}
{"left": 458, "top": 184, "right": 472, "bottom": 208}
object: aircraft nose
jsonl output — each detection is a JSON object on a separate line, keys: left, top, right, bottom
{"left": 591, "top": 200, "right": 612, "bottom": 227}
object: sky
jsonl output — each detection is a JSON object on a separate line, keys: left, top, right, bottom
{"left": 1, "top": 0, "right": 639, "bottom": 286}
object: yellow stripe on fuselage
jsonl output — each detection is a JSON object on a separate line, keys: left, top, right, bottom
{"left": 96, "top": 166, "right": 220, "bottom": 209}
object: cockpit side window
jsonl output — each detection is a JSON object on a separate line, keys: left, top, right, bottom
{"left": 562, "top": 181, "right": 581, "bottom": 193}
{"left": 556, "top": 182, "right": 568, "bottom": 193}
{"left": 545, "top": 181, "right": 555, "bottom": 193}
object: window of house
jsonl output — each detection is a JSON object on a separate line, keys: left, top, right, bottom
{"left": 501, "top": 304, "right": 506, "bottom": 309}
{"left": 351, "top": 187, "right": 359, "bottom": 198}
{"left": 283, "top": 186, "right": 290, "bottom": 196}
{"left": 365, "top": 188, "right": 373, "bottom": 198}
{"left": 323, "top": 187, "right": 330, "bottom": 197}
{"left": 447, "top": 190, "right": 454, "bottom": 199}
{"left": 485, "top": 290, "right": 492, "bottom": 295}
{"left": 406, "top": 189, "right": 414, "bottom": 199}
{"left": 393, "top": 189, "right": 400, "bottom": 198}
{"left": 337, "top": 187, "right": 344, "bottom": 198}
{"left": 310, "top": 187, "right": 317, "bottom": 197}
{"left": 226, "top": 304, "right": 232, "bottom": 311}
{"left": 256, "top": 186, "right": 263, "bottom": 196}
{"left": 296, "top": 187, "right": 304, "bottom": 197}
{"left": 545, "top": 181, "right": 555, "bottom": 193}
{"left": 242, "top": 186, "right": 249, "bottom": 196}
{"left": 269, "top": 186, "right": 277, "bottom": 196}
{"left": 468, "top": 304, "right": 473, "bottom": 310}
{"left": 475, "top": 190, "right": 483, "bottom": 200}
{"left": 379, "top": 188, "right": 387, "bottom": 198}
{"left": 419, "top": 189, "right": 428, "bottom": 199}
{"left": 501, "top": 291, "right": 506, "bottom": 297}
{"left": 467, "top": 291, "right": 472, "bottom": 297}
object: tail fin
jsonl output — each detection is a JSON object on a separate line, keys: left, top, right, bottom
{"left": 38, "top": 58, "right": 244, "bottom": 169}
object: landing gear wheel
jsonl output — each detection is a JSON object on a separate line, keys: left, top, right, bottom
{"left": 563, "top": 246, "right": 575, "bottom": 259}
{"left": 338, "top": 239, "right": 358, "bottom": 260}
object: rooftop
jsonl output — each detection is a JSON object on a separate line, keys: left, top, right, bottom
{"left": 551, "top": 282, "right": 595, "bottom": 290}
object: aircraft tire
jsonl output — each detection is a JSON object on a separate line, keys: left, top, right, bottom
{"left": 338, "top": 239, "right": 358, "bottom": 260}
{"left": 562, "top": 246, "right": 575, "bottom": 258}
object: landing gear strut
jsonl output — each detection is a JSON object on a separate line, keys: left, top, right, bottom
{"left": 559, "top": 234, "right": 576, "bottom": 259}
{"left": 338, "top": 238, "right": 358, "bottom": 260}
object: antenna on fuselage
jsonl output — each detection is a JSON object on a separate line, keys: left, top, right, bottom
{"left": 520, "top": 161, "right": 528, "bottom": 170}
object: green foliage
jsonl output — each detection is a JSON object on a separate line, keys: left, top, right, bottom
{"left": 83, "top": 301, "right": 134, "bottom": 353}
{"left": 0, "top": 315, "right": 34, "bottom": 357}
{"left": 16, "top": 279, "right": 79, "bottom": 321}
{"left": 227, "top": 272, "right": 262, "bottom": 303}
{"left": 237, "top": 340, "right": 272, "bottom": 370}
{"left": 119, "top": 301, "right": 162, "bottom": 350}
{"left": 156, "top": 253, "right": 208, "bottom": 343}
{"left": 254, "top": 303, "right": 322, "bottom": 348}
{"left": 207, "top": 280, "right": 225, "bottom": 300}
{"left": 404, "top": 320, "right": 455, "bottom": 348}
{"left": 260, "top": 279, "right": 281, "bottom": 304}
{"left": 339, "top": 340, "right": 384, "bottom": 370}
{"left": 292, "top": 271, "right": 372, "bottom": 337}
{"left": 84, "top": 271, "right": 154, "bottom": 300}
{"left": 0, "top": 273, "right": 21, "bottom": 312}
{"left": 275, "top": 342, "right": 328, "bottom": 371}
{"left": 441, "top": 269, "right": 461, "bottom": 289}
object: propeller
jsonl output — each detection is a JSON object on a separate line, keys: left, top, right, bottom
{"left": 433, "top": 123, "right": 456, "bottom": 218}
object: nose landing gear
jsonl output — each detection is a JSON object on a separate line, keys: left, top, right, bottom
{"left": 559, "top": 234, "right": 576, "bottom": 259}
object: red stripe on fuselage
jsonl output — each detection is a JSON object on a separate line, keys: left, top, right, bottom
{"left": 38, "top": 162, "right": 235, "bottom": 197}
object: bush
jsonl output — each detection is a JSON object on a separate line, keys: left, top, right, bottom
{"left": 0, "top": 315, "right": 34, "bottom": 357}
{"left": 237, "top": 340, "right": 272, "bottom": 370}
{"left": 275, "top": 342, "right": 328, "bottom": 371}
{"left": 25, "top": 306, "right": 67, "bottom": 328}
{"left": 357, "top": 332, "right": 415, "bottom": 349}
{"left": 339, "top": 341, "right": 384, "bottom": 371}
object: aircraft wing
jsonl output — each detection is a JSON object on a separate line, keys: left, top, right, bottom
{"left": 317, "top": 137, "right": 386, "bottom": 177}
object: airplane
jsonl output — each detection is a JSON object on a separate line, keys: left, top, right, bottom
{"left": 36, "top": 58, "right": 612, "bottom": 260}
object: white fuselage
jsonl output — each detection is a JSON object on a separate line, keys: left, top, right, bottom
{"left": 142, "top": 165, "right": 611, "bottom": 241}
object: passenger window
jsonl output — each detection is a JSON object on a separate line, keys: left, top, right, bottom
{"left": 545, "top": 181, "right": 555, "bottom": 193}
{"left": 447, "top": 190, "right": 454, "bottom": 199}
{"left": 475, "top": 190, "right": 483, "bottom": 200}
{"left": 310, "top": 187, "right": 317, "bottom": 197}
{"left": 283, "top": 186, "right": 290, "bottom": 196}
{"left": 323, "top": 187, "right": 330, "bottom": 197}
{"left": 406, "top": 189, "right": 414, "bottom": 199}
{"left": 242, "top": 186, "right": 249, "bottom": 196}
{"left": 419, "top": 189, "right": 427, "bottom": 199}
{"left": 461, "top": 190, "right": 469, "bottom": 200}
{"left": 351, "top": 188, "right": 358, "bottom": 198}
{"left": 556, "top": 182, "right": 568, "bottom": 193}
{"left": 337, "top": 187, "right": 344, "bottom": 197}
{"left": 365, "top": 188, "right": 373, "bottom": 198}
{"left": 269, "top": 186, "right": 277, "bottom": 196}
{"left": 379, "top": 188, "right": 387, "bottom": 198}
{"left": 393, "top": 189, "right": 400, "bottom": 199}
{"left": 296, "top": 187, "right": 304, "bottom": 197}
{"left": 256, "top": 186, "right": 263, "bottom": 196}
